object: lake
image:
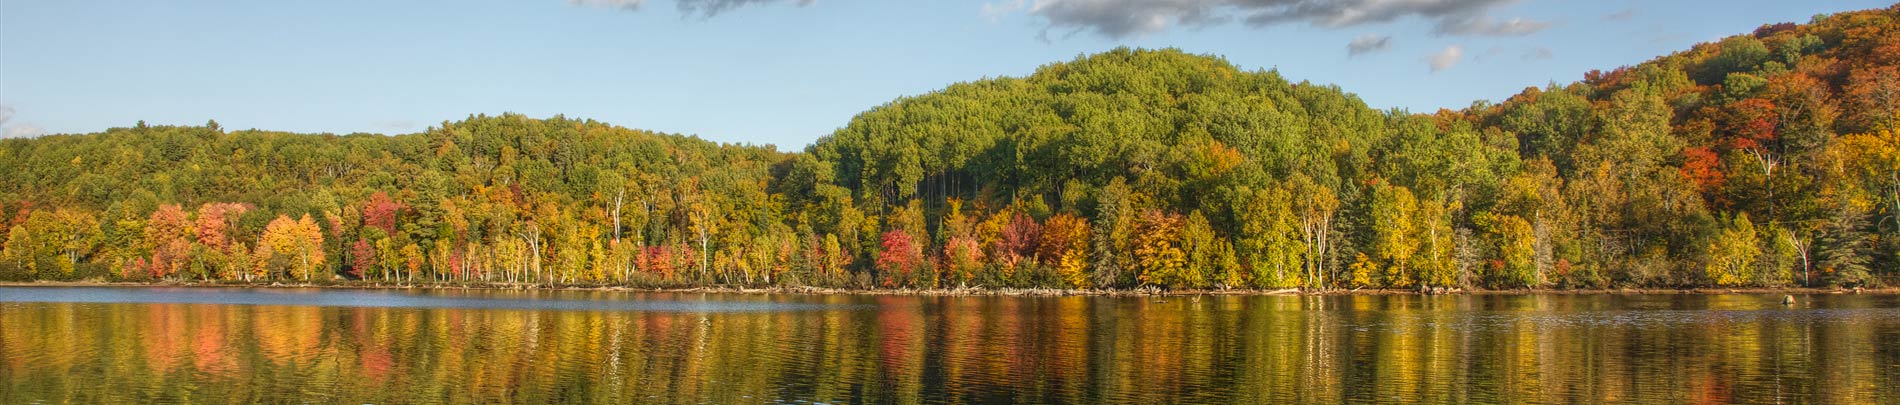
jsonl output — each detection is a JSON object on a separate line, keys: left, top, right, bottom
{"left": 1, "top": 287, "right": 1896, "bottom": 404}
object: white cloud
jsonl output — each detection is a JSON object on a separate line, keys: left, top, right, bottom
{"left": 987, "top": 0, "right": 1548, "bottom": 39}
{"left": 982, "top": 0, "right": 1026, "bottom": 22}
{"left": 1523, "top": 46, "right": 1553, "bottom": 60}
{"left": 569, "top": 0, "right": 646, "bottom": 10}
{"left": 1428, "top": 45, "right": 1464, "bottom": 72}
{"left": 678, "top": 0, "right": 813, "bottom": 18}
{"left": 2, "top": 124, "right": 43, "bottom": 139}
{"left": 1347, "top": 34, "right": 1391, "bottom": 56}
{"left": 1432, "top": 15, "right": 1548, "bottom": 36}
{"left": 568, "top": 0, "right": 814, "bottom": 17}
{"left": 0, "top": 104, "right": 38, "bottom": 138}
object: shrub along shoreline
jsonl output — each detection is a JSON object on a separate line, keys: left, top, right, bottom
{"left": 1, "top": 280, "right": 1884, "bottom": 298}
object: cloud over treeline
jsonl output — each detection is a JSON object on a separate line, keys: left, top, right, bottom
{"left": 986, "top": 0, "right": 1550, "bottom": 39}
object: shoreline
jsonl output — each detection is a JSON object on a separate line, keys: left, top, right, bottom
{"left": 0, "top": 280, "right": 1886, "bottom": 297}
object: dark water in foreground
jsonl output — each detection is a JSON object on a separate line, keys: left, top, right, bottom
{"left": 1, "top": 287, "right": 1896, "bottom": 404}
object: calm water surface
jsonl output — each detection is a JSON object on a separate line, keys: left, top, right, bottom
{"left": 1, "top": 287, "right": 1896, "bottom": 404}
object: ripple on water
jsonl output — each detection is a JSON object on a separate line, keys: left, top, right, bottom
{"left": 2, "top": 289, "right": 1897, "bottom": 404}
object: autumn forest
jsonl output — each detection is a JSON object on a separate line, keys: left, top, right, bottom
{"left": 2, "top": 6, "right": 1896, "bottom": 292}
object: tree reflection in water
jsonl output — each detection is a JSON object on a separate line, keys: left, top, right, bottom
{"left": 2, "top": 289, "right": 1897, "bottom": 404}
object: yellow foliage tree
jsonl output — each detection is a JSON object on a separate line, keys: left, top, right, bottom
{"left": 257, "top": 214, "right": 327, "bottom": 281}
{"left": 1039, "top": 213, "right": 1091, "bottom": 289}
{"left": 1706, "top": 213, "right": 1760, "bottom": 286}
{"left": 1132, "top": 210, "right": 1189, "bottom": 288}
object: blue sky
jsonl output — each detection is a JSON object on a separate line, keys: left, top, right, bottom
{"left": 0, "top": 0, "right": 1888, "bottom": 147}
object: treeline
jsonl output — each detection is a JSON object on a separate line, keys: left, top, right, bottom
{"left": 2, "top": 6, "right": 1895, "bottom": 290}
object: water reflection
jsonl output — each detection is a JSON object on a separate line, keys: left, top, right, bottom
{"left": 1, "top": 289, "right": 1896, "bottom": 404}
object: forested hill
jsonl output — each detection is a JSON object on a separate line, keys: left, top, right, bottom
{"left": 2, "top": 6, "right": 1894, "bottom": 290}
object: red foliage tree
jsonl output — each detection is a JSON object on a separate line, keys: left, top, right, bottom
{"left": 642, "top": 246, "right": 675, "bottom": 278}
{"left": 876, "top": 230, "right": 924, "bottom": 287}
{"left": 362, "top": 192, "right": 405, "bottom": 235}
{"left": 143, "top": 204, "right": 194, "bottom": 279}
{"left": 1844, "top": 65, "right": 1899, "bottom": 132}
{"left": 994, "top": 212, "right": 1042, "bottom": 268}
{"left": 1681, "top": 146, "right": 1727, "bottom": 192}
{"left": 349, "top": 238, "right": 376, "bottom": 279}
{"left": 447, "top": 250, "right": 465, "bottom": 279}
{"left": 939, "top": 235, "right": 983, "bottom": 284}
{"left": 194, "top": 202, "right": 251, "bottom": 252}
{"left": 1037, "top": 214, "right": 1088, "bottom": 267}
{"left": 6, "top": 201, "right": 31, "bottom": 230}
{"left": 1722, "top": 98, "right": 1780, "bottom": 150}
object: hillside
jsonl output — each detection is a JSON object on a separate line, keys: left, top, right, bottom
{"left": 2, "top": 5, "right": 1895, "bottom": 290}
{"left": 1468, "top": 5, "right": 1899, "bottom": 287}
